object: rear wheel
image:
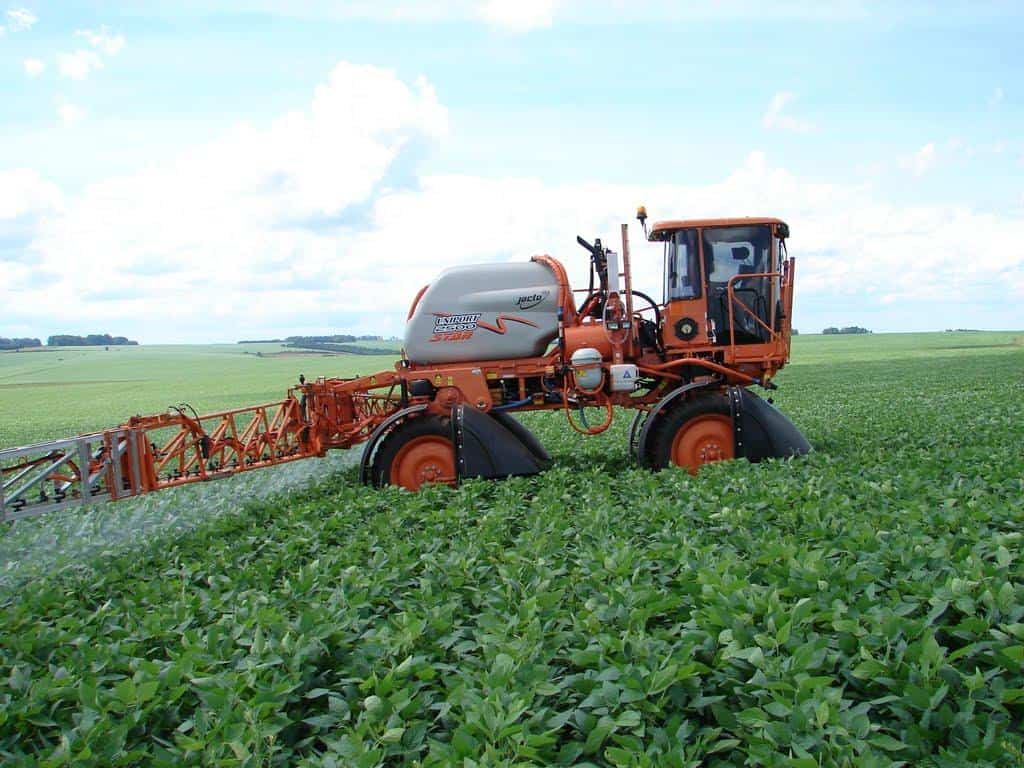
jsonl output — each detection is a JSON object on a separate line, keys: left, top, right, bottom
{"left": 647, "top": 394, "right": 735, "bottom": 474}
{"left": 372, "top": 416, "right": 457, "bottom": 490}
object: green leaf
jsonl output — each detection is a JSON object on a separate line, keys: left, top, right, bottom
{"left": 583, "top": 717, "right": 615, "bottom": 754}
{"left": 136, "top": 680, "right": 159, "bottom": 703}
{"left": 303, "top": 715, "right": 338, "bottom": 729}
{"left": 1001, "top": 646, "right": 1024, "bottom": 664}
{"left": 452, "top": 727, "right": 477, "bottom": 757}
{"left": 605, "top": 746, "right": 634, "bottom": 766}
{"left": 870, "top": 734, "right": 908, "bottom": 752}
{"left": 996, "top": 546, "right": 1011, "bottom": 567}
{"left": 792, "top": 597, "right": 815, "bottom": 625}
{"left": 228, "top": 741, "right": 250, "bottom": 760}
{"left": 615, "top": 710, "right": 641, "bottom": 728}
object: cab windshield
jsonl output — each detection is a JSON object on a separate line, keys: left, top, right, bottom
{"left": 703, "top": 224, "right": 773, "bottom": 343}
{"left": 702, "top": 225, "right": 771, "bottom": 285}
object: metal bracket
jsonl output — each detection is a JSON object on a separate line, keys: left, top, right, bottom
{"left": 728, "top": 386, "right": 746, "bottom": 458}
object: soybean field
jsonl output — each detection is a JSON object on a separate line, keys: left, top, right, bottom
{"left": 1, "top": 332, "right": 1023, "bottom": 766}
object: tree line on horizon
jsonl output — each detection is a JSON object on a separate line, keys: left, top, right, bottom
{"left": 0, "top": 337, "right": 43, "bottom": 351}
{"left": 822, "top": 326, "right": 871, "bottom": 335}
{"left": 237, "top": 334, "right": 385, "bottom": 344}
{"left": 0, "top": 334, "right": 138, "bottom": 350}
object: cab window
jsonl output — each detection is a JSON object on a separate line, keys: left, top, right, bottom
{"left": 664, "top": 229, "right": 702, "bottom": 301}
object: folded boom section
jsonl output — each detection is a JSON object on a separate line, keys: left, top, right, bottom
{"left": 0, "top": 373, "right": 409, "bottom": 522}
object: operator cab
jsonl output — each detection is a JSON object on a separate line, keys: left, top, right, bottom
{"left": 648, "top": 217, "right": 790, "bottom": 350}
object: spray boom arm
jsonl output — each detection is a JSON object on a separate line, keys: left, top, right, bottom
{"left": 0, "top": 374, "right": 402, "bottom": 522}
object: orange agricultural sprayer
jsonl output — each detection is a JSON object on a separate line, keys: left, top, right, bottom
{"left": 0, "top": 211, "right": 810, "bottom": 522}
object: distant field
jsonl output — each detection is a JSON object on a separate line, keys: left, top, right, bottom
{"left": 1, "top": 332, "right": 1018, "bottom": 447}
{"left": 788, "top": 330, "right": 1022, "bottom": 365}
{"left": 1, "top": 331, "right": 1023, "bottom": 765}
{"left": 0, "top": 343, "right": 400, "bottom": 447}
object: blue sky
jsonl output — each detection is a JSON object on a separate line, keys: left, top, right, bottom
{"left": 1, "top": 0, "right": 1022, "bottom": 341}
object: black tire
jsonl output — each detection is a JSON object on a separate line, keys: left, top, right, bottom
{"left": 371, "top": 415, "right": 453, "bottom": 488}
{"left": 644, "top": 393, "right": 734, "bottom": 471}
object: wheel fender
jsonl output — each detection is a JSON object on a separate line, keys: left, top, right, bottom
{"left": 635, "top": 380, "right": 718, "bottom": 468}
{"left": 358, "top": 403, "right": 429, "bottom": 486}
{"left": 727, "top": 386, "right": 812, "bottom": 462}
{"left": 452, "top": 405, "right": 549, "bottom": 481}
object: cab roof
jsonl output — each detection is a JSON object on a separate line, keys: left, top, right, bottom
{"left": 648, "top": 217, "right": 787, "bottom": 241}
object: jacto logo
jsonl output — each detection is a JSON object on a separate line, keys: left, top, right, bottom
{"left": 514, "top": 291, "right": 549, "bottom": 310}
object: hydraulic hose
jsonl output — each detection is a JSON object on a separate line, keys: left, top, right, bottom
{"left": 492, "top": 397, "right": 533, "bottom": 412}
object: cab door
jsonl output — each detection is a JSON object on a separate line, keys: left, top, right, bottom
{"left": 661, "top": 228, "right": 711, "bottom": 349}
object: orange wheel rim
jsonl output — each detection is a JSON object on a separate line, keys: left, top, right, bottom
{"left": 389, "top": 435, "right": 456, "bottom": 491}
{"left": 670, "top": 414, "right": 734, "bottom": 474}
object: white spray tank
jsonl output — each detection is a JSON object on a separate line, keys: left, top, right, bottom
{"left": 404, "top": 262, "right": 561, "bottom": 364}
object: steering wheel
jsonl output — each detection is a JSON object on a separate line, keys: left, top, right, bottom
{"left": 629, "top": 290, "right": 662, "bottom": 329}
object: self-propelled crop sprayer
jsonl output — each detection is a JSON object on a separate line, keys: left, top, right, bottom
{"left": 0, "top": 211, "right": 811, "bottom": 522}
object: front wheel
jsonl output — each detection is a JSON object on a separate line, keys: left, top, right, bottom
{"left": 372, "top": 416, "right": 457, "bottom": 490}
{"left": 645, "top": 395, "right": 735, "bottom": 474}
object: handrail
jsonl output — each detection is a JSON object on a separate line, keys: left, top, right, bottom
{"left": 724, "top": 268, "right": 787, "bottom": 350}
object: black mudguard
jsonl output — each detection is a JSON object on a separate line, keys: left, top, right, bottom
{"left": 728, "top": 386, "right": 811, "bottom": 462}
{"left": 452, "top": 405, "right": 550, "bottom": 482}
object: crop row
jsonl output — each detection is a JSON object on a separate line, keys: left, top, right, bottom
{"left": 0, "top": 350, "right": 1022, "bottom": 766}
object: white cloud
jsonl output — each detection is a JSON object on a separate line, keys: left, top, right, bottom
{"left": 906, "top": 141, "right": 937, "bottom": 176}
{"left": 75, "top": 26, "right": 126, "bottom": 56}
{"left": 0, "top": 168, "right": 63, "bottom": 220}
{"left": 479, "top": 0, "right": 557, "bottom": 30}
{"left": 56, "top": 27, "right": 124, "bottom": 80}
{"left": 989, "top": 86, "right": 1004, "bottom": 108}
{"left": 3, "top": 61, "right": 1022, "bottom": 342}
{"left": 57, "top": 50, "right": 104, "bottom": 80}
{"left": 4, "top": 7, "right": 37, "bottom": 32}
{"left": 23, "top": 58, "right": 45, "bottom": 77}
{"left": 762, "top": 91, "right": 815, "bottom": 133}
{"left": 5, "top": 62, "right": 448, "bottom": 339}
{"left": 55, "top": 98, "right": 84, "bottom": 125}
{"left": 899, "top": 137, "right": 1018, "bottom": 176}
